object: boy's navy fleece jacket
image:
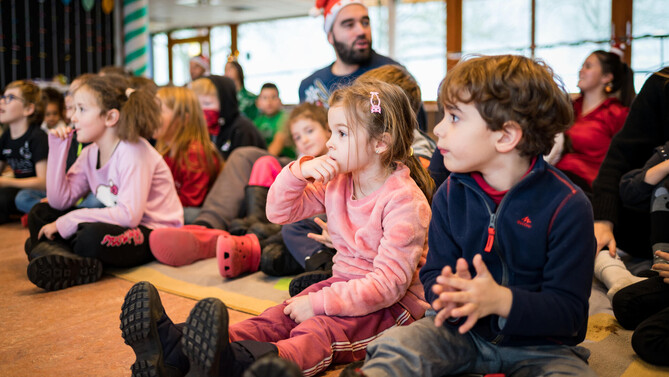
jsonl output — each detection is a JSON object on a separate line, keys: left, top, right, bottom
{"left": 420, "top": 157, "right": 596, "bottom": 347}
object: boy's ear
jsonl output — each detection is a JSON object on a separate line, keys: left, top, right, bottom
{"left": 22, "top": 103, "right": 36, "bottom": 118}
{"left": 327, "top": 31, "right": 334, "bottom": 46}
{"left": 374, "top": 132, "right": 392, "bottom": 154}
{"left": 104, "top": 109, "right": 121, "bottom": 127}
{"left": 495, "top": 121, "right": 522, "bottom": 153}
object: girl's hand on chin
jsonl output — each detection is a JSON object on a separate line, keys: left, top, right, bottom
{"left": 301, "top": 155, "right": 339, "bottom": 185}
{"left": 50, "top": 125, "right": 74, "bottom": 140}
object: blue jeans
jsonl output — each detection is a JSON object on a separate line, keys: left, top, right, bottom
{"left": 14, "top": 189, "right": 46, "bottom": 214}
{"left": 281, "top": 214, "right": 327, "bottom": 268}
{"left": 77, "top": 193, "right": 105, "bottom": 209}
{"left": 362, "top": 314, "right": 596, "bottom": 377}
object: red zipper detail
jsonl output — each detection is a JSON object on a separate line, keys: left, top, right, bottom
{"left": 484, "top": 227, "right": 495, "bottom": 252}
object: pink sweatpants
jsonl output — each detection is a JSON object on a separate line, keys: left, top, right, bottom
{"left": 247, "top": 155, "right": 283, "bottom": 187}
{"left": 228, "top": 277, "right": 416, "bottom": 377}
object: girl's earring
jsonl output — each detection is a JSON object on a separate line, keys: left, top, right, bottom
{"left": 375, "top": 148, "right": 381, "bottom": 154}
{"left": 605, "top": 82, "right": 613, "bottom": 93}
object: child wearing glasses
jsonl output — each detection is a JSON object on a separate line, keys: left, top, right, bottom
{"left": 0, "top": 80, "right": 48, "bottom": 224}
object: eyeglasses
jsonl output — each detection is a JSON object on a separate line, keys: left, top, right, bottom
{"left": 0, "top": 94, "right": 27, "bottom": 104}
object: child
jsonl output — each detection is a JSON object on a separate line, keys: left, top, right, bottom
{"left": 346, "top": 55, "right": 597, "bottom": 377}
{"left": 149, "top": 102, "right": 330, "bottom": 277}
{"left": 602, "top": 140, "right": 669, "bottom": 366}
{"left": 190, "top": 75, "right": 266, "bottom": 159}
{"left": 24, "top": 75, "right": 183, "bottom": 291}
{"left": 285, "top": 64, "right": 437, "bottom": 296}
{"left": 0, "top": 80, "right": 48, "bottom": 223}
{"left": 154, "top": 86, "right": 222, "bottom": 224}
{"left": 120, "top": 78, "right": 433, "bottom": 376}
{"left": 41, "top": 87, "right": 67, "bottom": 131}
{"left": 593, "top": 140, "right": 669, "bottom": 300}
{"left": 253, "top": 83, "right": 293, "bottom": 157}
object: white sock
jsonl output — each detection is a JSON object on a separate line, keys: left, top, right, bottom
{"left": 593, "top": 250, "right": 646, "bottom": 300}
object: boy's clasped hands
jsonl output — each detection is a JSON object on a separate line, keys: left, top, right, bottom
{"left": 432, "top": 254, "right": 513, "bottom": 333}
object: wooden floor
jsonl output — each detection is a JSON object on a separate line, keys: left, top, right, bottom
{"left": 0, "top": 222, "right": 342, "bottom": 376}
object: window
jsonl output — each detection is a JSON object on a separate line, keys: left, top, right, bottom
{"left": 238, "top": 16, "right": 334, "bottom": 104}
{"left": 210, "top": 25, "right": 231, "bottom": 76}
{"left": 152, "top": 33, "right": 169, "bottom": 86}
{"left": 632, "top": 0, "right": 669, "bottom": 89}
{"left": 462, "top": 0, "right": 531, "bottom": 56}
{"left": 395, "top": 1, "right": 446, "bottom": 101}
{"left": 535, "top": 0, "right": 610, "bottom": 92}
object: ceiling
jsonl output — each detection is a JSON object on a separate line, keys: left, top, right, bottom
{"left": 148, "top": 0, "right": 316, "bottom": 33}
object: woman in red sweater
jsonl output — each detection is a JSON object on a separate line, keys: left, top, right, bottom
{"left": 552, "top": 50, "right": 635, "bottom": 194}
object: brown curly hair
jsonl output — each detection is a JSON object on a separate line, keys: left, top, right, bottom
{"left": 440, "top": 55, "right": 573, "bottom": 157}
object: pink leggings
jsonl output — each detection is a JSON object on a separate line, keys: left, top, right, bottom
{"left": 247, "top": 155, "right": 283, "bottom": 187}
{"left": 228, "top": 277, "right": 416, "bottom": 377}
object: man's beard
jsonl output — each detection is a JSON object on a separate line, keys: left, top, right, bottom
{"left": 333, "top": 35, "right": 372, "bottom": 65}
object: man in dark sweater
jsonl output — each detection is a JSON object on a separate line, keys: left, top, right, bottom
{"left": 298, "top": 0, "right": 399, "bottom": 105}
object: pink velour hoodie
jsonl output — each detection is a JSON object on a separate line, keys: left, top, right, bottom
{"left": 267, "top": 158, "right": 431, "bottom": 319}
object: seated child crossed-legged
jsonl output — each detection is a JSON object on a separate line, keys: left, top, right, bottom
{"left": 119, "top": 78, "right": 433, "bottom": 377}
{"left": 148, "top": 102, "right": 331, "bottom": 278}
{"left": 345, "top": 55, "right": 598, "bottom": 377}
{"left": 0, "top": 80, "right": 48, "bottom": 223}
{"left": 603, "top": 140, "right": 669, "bottom": 367}
{"left": 284, "top": 64, "right": 438, "bottom": 297}
{"left": 154, "top": 86, "right": 222, "bottom": 224}
{"left": 592, "top": 140, "right": 669, "bottom": 301}
{"left": 25, "top": 75, "right": 183, "bottom": 291}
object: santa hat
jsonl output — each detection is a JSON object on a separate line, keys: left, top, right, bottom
{"left": 310, "top": 0, "right": 367, "bottom": 33}
{"left": 190, "top": 54, "right": 210, "bottom": 74}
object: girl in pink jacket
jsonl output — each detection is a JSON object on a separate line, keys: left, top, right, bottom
{"left": 120, "top": 78, "right": 434, "bottom": 377}
{"left": 25, "top": 75, "right": 183, "bottom": 292}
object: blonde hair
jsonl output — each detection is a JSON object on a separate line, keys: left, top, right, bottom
{"left": 76, "top": 75, "right": 160, "bottom": 142}
{"left": 155, "top": 86, "right": 222, "bottom": 186}
{"left": 440, "top": 55, "right": 573, "bottom": 157}
{"left": 190, "top": 78, "right": 217, "bottom": 97}
{"left": 5, "top": 80, "right": 44, "bottom": 125}
{"left": 329, "top": 78, "right": 434, "bottom": 203}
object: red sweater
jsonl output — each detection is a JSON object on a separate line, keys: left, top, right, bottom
{"left": 556, "top": 97, "right": 629, "bottom": 186}
{"left": 164, "top": 142, "right": 220, "bottom": 207}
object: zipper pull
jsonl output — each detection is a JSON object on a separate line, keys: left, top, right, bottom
{"left": 485, "top": 214, "right": 496, "bottom": 253}
{"left": 484, "top": 227, "right": 495, "bottom": 252}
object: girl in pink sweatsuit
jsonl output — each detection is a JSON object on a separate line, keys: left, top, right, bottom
{"left": 119, "top": 78, "right": 434, "bottom": 377}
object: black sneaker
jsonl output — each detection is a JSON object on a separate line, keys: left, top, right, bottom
{"left": 288, "top": 270, "right": 333, "bottom": 297}
{"left": 182, "top": 298, "right": 230, "bottom": 377}
{"left": 26, "top": 242, "right": 103, "bottom": 291}
{"left": 243, "top": 354, "right": 303, "bottom": 377}
{"left": 120, "top": 281, "right": 183, "bottom": 377}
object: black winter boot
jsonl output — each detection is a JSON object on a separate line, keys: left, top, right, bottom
{"left": 182, "top": 298, "right": 279, "bottom": 377}
{"left": 229, "top": 186, "right": 271, "bottom": 236}
{"left": 247, "top": 221, "right": 282, "bottom": 242}
{"left": 288, "top": 248, "right": 336, "bottom": 297}
{"left": 259, "top": 233, "right": 304, "bottom": 277}
{"left": 120, "top": 281, "right": 186, "bottom": 377}
{"left": 26, "top": 241, "right": 103, "bottom": 291}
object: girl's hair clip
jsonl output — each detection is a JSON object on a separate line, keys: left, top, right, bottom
{"left": 370, "top": 92, "right": 381, "bottom": 114}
